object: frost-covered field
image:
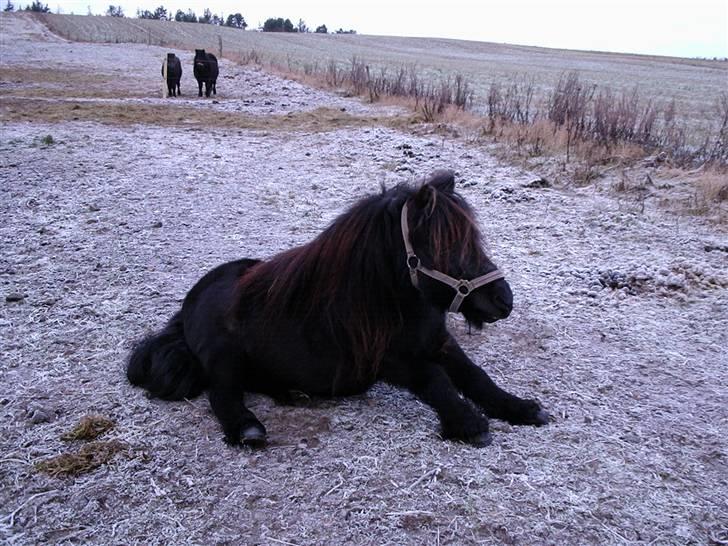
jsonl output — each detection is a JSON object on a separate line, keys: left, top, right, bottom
{"left": 28, "top": 12, "right": 728, "bottom": 126}
{"left": 1, "top": 14, "right": 727, "bottom": 546}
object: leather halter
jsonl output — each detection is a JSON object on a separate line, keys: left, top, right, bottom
{"left": 401, "top": 202, "right": 505, "bottom": 313}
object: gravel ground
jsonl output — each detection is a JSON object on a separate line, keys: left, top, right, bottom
{"left": 1, "top": 14, "right": 727, "bottom": 546}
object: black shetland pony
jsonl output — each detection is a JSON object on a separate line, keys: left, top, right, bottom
{"left": 193, "top": 49, "right": 218, "bottom": 98}
{"left": 127, "top": 170, "right": 549, "bottom": 448}
{"left": 161, "top": 53, "right": 182, "bottom": 97}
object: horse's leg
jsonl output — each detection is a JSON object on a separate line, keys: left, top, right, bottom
{"left": 438, "top": 337, "right": 550, "bottom": 426}
{"left": 206, "top": 354, "right": 266, "bottom": 446}
{"left": 381, "top": 359, "right": 491, "bottom": 446}
{"left": 197, "top": 80, "right": 203, "bottom": 97}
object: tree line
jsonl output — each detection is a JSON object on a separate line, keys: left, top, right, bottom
{"left": 1, "top": 1, "right": 356, "bottom": 34}
{"left": 133, "top": 6, "right": 248, "bottom": 29}
{"left": 4, "top": 0, "right": 49, "bottom": 11}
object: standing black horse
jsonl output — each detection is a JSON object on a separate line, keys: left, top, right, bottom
{"left": 127, "top": 170, "right": 549, "bottom": 448}
{"left": 161, "top": 53, "right": 182, "bottom": 97}
{"left": 193, "top": 49, "right": 218, "bottom": 98}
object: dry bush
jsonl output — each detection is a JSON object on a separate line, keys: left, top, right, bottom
{"left": 224, "top": 48, "right": 263, "bottom": 66}
{"left": 695, "top": 169, "right": 728, "bottom": 202}
{"left": 487, "top": 75, "right": 536, "bottom": 125}
{"left": 481, "top": 71, "right": 727, "bottom": 174}
{"left": 273, "top": 54, "right": 473, "bottom": 123}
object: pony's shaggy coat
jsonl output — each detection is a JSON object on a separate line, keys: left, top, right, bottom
{"left": 127, "top": 171, "right": 549, "bottom": 446}
{"left": 193, "top": 49, "right": 218, "bottom": 98}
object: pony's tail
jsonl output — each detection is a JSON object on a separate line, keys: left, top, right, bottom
{"left": 126, "top": 311, "right": 206, "bottom": 400}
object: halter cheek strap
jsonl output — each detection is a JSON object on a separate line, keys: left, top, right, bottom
{"left": 401, "top": 202, "right": 505, "bottom": 313}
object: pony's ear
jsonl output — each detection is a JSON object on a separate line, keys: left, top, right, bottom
{"left": 413, "top": 184, "right": 437, "bottom": 214}
{"left": 426, "top": 169, "right": 456, "bottom": 194}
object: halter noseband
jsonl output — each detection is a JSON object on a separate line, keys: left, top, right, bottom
{"left": 401, "top": 201, "right": 505, "bottom": 313}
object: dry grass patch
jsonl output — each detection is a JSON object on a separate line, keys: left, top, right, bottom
{"left": 1, "top": 67, "right": 99, "bottom": 85}
{"left": 35, "top": 440, "right": 127, "bottom": 477}
{"left": 0, "top": 67, "right": 138, "bottom": 99}
{"left": 0, "top": 97, "right": 410, "bottom": 132}
{"left": 60, "top": 415, "right": 115, "bottom": 441}
{"left": 695, "top": 169, "right": 728, "bottom": 203}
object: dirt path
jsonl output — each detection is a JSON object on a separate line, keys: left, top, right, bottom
{"left": 1, "top": 13, "right": 727, "bottom": 546}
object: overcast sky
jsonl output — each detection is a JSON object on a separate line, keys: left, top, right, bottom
{"left": 45, "top": 0, "right": 728, "bottom": 59}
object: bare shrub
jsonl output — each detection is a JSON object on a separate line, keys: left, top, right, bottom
{"left": 696, "top": 170, "right": 728, "bottom": 202}
{"left": 349, "top": 56, "right": 367, "bottom": 95}
{"left": 707, "top": 91, "right": 728, "bottom": 165}
{"left": 486, "top": 75, "right": 536, "bottom": 125}
{"left": 453, "top": 74, "right": 473, "bottom": 110}
{"left": 325, "top": 59, "right": 343, "bottom": 87}
{"left": 227, "top": 48, "right": 262, "bottom": 66}
{"left": 548, "top": 72, "right": 594, "bottom": 162}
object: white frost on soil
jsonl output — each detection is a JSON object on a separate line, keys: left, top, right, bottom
{"left": 1, "top": 14, "right": 727, "bottom": 546}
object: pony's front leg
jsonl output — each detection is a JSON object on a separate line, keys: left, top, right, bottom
{"left": 439, "top": 337, "right": 550, "bottom": 426}
{"left": 381, "top": 359, "right": 492, "bottom": 447}
{"left": 207, "top": 356, "right": 266, "bottom": 447}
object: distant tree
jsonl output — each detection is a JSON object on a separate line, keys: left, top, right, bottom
{"left": 175, "top": 8, "right": 196, "bottom": 22}
{"left": 314, "top": 24, "right": 327, "bottom": 34}
{"left": 262, "top": 17, "right": 280, "bottom": 31}
{"left": 198, "top": 8, "right": 211, "bottom": 23}
{"left": 210, "top": 12, "right": 223, "bottom": 25}
{"left": 262, "top": 17, "right": 294, "bottom": 32}
{"left": 225, "top": 13, "right": 246, "bottom": 29}
{"left": 296, "top": 18, "right": 308, "bottom": 33}
{"left": 24, "top": 0, "right": 49, "bottom": 12}
{"left": 105, "top": 4, "right": 123, "bottom": 17}
{"left": 335, "top": 28, "right": 356, "bottom": 34}
{"left": 152, "top": 5, "right": 167, "bottom": 20}
{"left": 136, "top": 6, "right": 166, "bottom": 19}
{"left": 4, "top": 0, "right": 14, "bottom": 11}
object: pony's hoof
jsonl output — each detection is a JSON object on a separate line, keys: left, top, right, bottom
{"left": 467, "top": 432, "right": 493, "bottom": 448}
{"left": 534, "top": 409, "right": 551, "bottom": 426}
{"left": 241, "top": 424, "right": 267, "bottom": 447}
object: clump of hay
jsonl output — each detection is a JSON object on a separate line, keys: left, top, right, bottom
{"left": 35, "top": 440, "right": 127, "bottom": 477}
{"left": 60, "top": 414, "right": 114, "bottom": 441}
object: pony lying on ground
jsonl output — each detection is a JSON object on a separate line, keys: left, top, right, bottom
{"left": 127, "top": 170, "right": 549, "bottom": 447}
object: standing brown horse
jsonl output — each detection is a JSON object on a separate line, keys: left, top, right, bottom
{"left": 127, "top": 170, "right": 549, "bottom": 447}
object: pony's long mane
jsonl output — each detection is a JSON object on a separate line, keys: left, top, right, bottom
{"left": 233, "top": 183, "right": 486, "bottom": 384}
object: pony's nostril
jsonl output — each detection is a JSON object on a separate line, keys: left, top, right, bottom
{"left": 493, "top": 292, "right": 513, "bottom": 316}
{"left": 496, "top": 292, "right": 512, "bottom": 309}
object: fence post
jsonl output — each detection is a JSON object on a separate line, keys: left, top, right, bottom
{"left": 218, "top": 35, "right": 223, "bottom": 58}
{"left": 162, "top": 56, "right": 168, "bottom": 98}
